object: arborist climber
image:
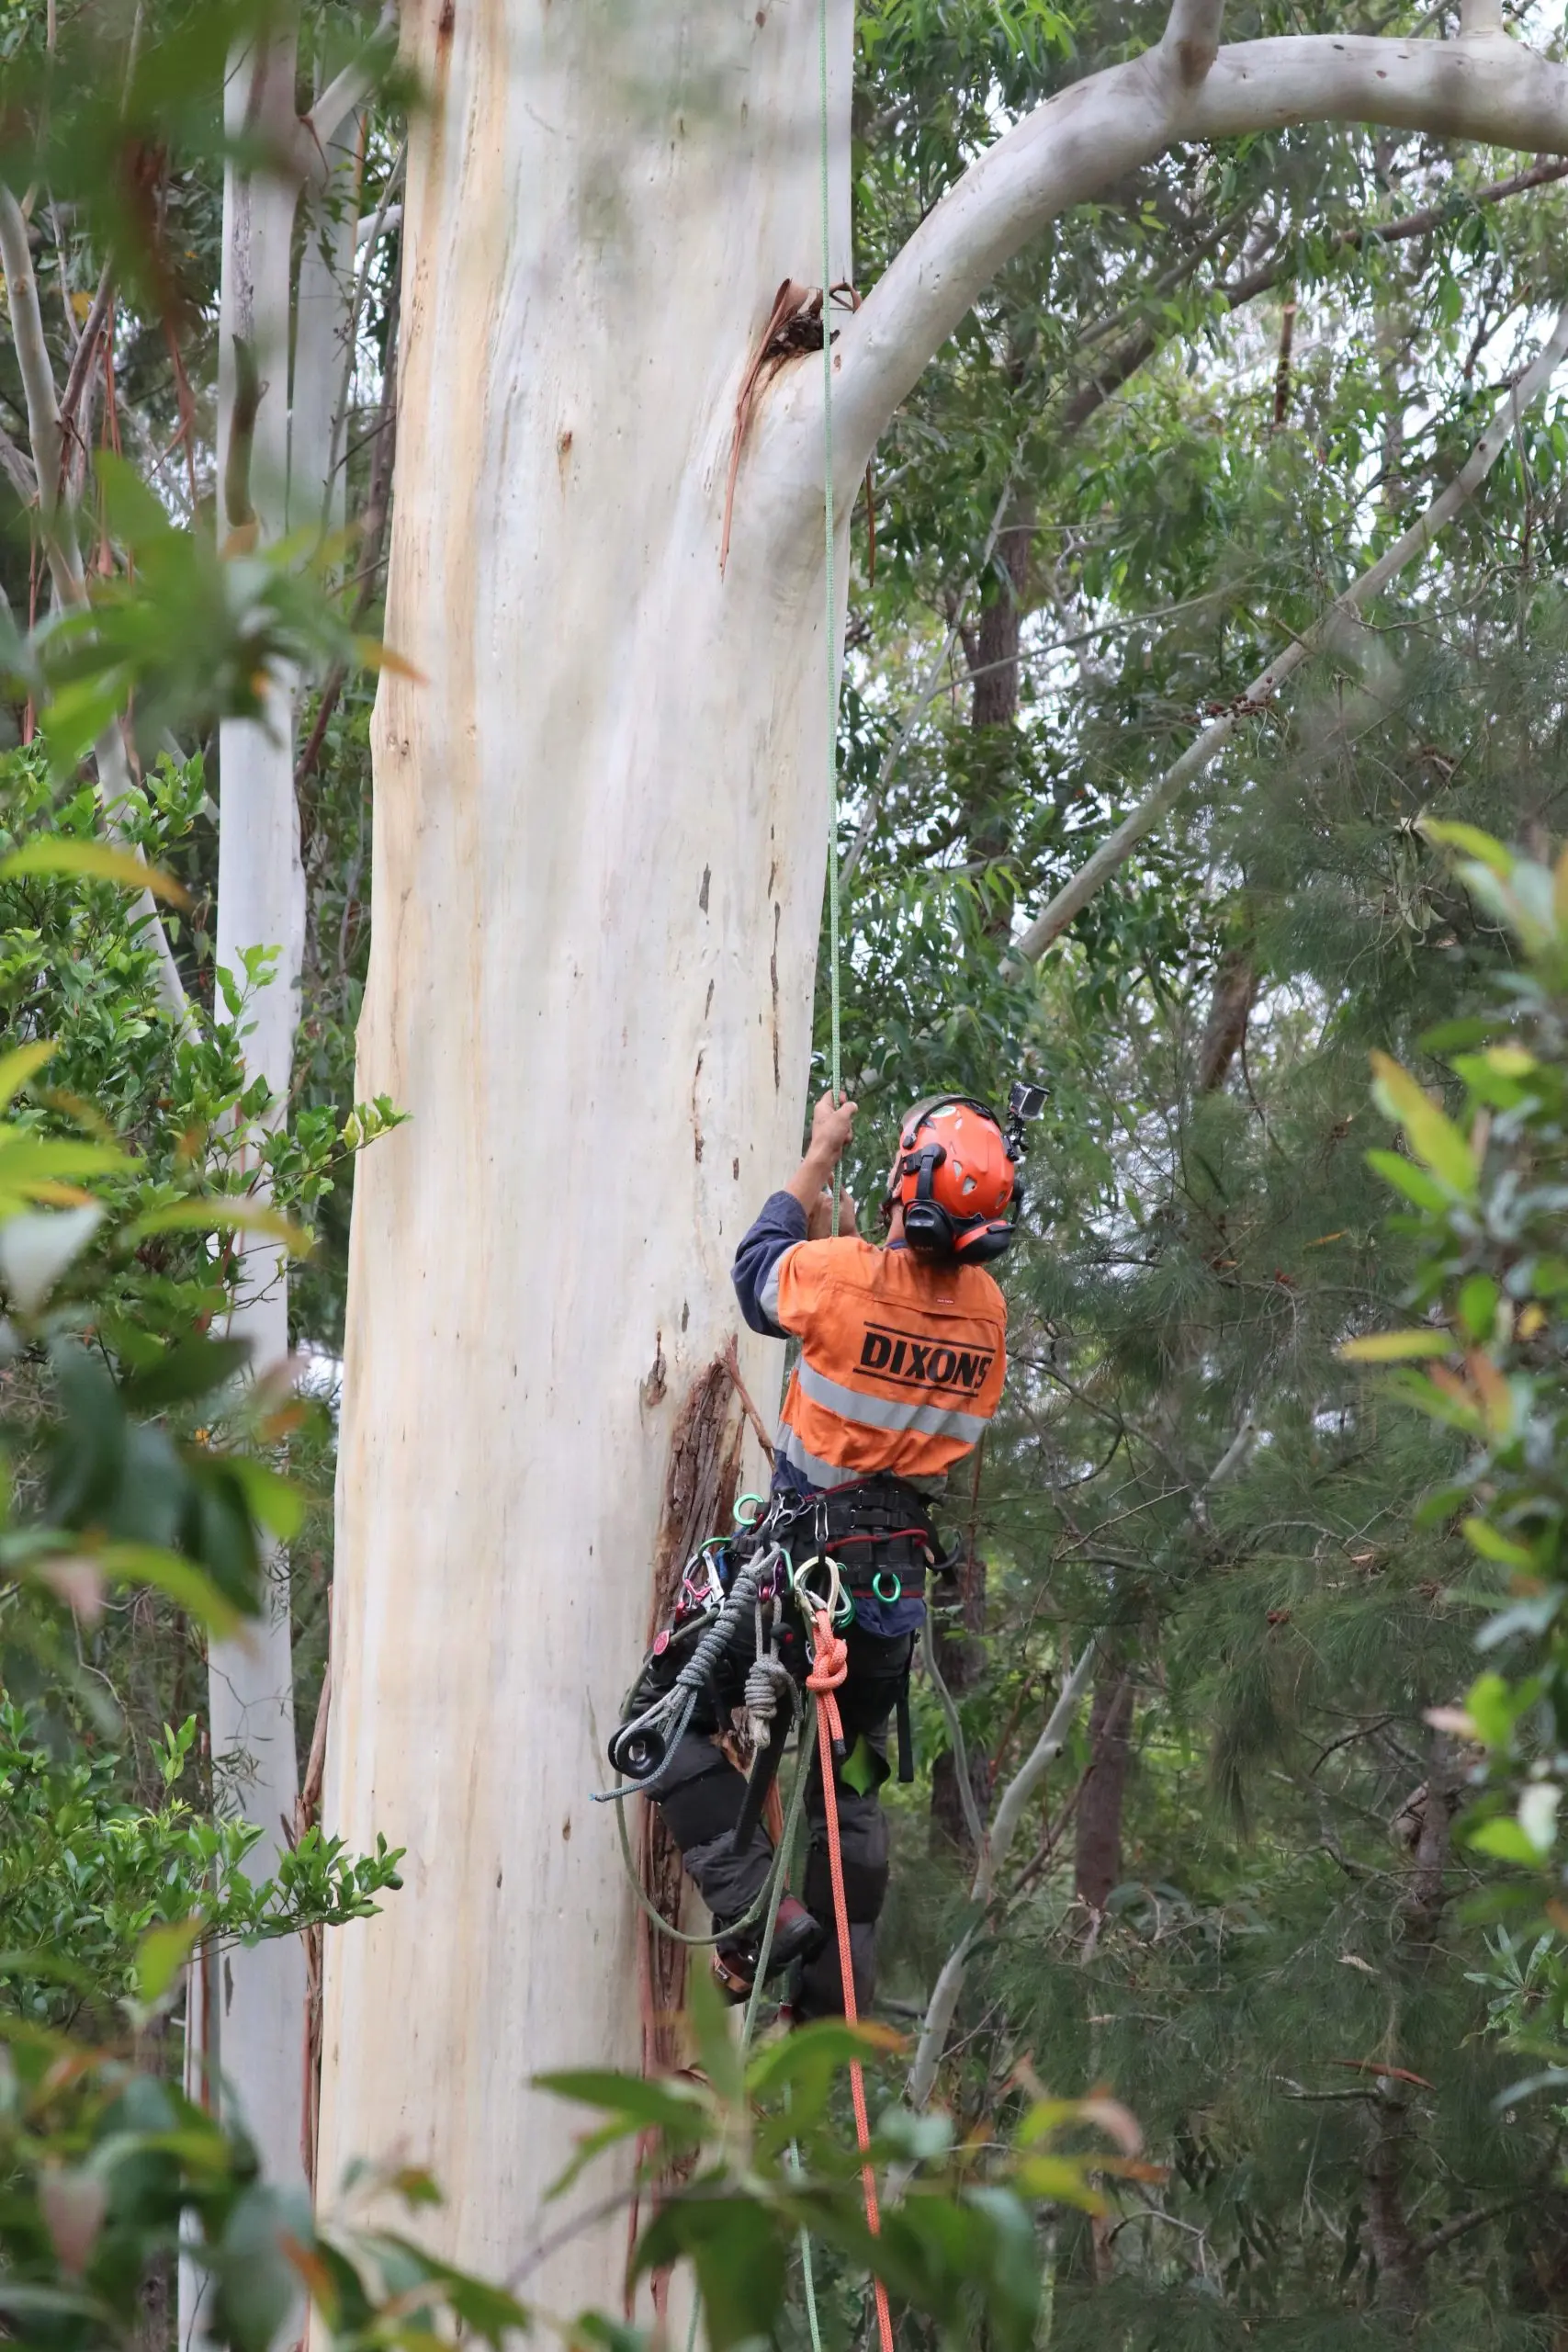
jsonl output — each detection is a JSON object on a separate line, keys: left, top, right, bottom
{"left": 616, "top": 1086, "right": 1033, "bottom": 2022}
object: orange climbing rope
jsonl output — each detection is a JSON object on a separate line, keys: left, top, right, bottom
{"left": 806, "top": 1603, "right": 896, "bottom": 2352}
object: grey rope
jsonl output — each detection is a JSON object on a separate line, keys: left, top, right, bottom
{"left": 601, "top": 1546, "right": 783, "bottom": 1801}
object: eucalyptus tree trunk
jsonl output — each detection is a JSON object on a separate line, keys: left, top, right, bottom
{"left": 318, "top": 0, "right": 1568, "bottom": 2310}
{"left": 203, "top": 32, "right": 367, "bottom": 2220}
{"left": 205, "top": 22, "right": 309, "bottom": 2214}
{"left": 319, "top": 0, "right": 852, "bottom": 2307}
{"left": 290, "top": 106, "right": 363, "bottom": 547}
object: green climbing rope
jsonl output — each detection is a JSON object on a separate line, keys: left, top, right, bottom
{"left": 782, "top": 23, "right": 840, "bottom": 2349}
{"left": 678, "top": 21, "right": 846, "bottom": 2345}
{"left": 820, "top": 0, "right": 845, "bottom": 1244}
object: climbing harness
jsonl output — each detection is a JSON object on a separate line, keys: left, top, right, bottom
{"left": 609, "top": 1472, "right": 922, "bottom": 2348}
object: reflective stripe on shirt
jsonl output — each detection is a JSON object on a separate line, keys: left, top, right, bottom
{"left": 757, "top": 1251, "right": 792, "bottom": 1333}
{"left": 776, "top": 1422, "right": 945, "bottom": 1494}
{"left": 795, "top": 1359, "right": 989, "bottom": 1443}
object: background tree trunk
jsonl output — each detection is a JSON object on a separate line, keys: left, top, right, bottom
{"left": 1363, "top": 1731, "right": 1460, "bottom": 2329}
{"left": 290, "top": 103, "right": 363, "bottom": 546}
{"left": 962, "top": 498, "right": 1033, "bottom": 941}
{"left": 319, "top": 0, "right": 852, "bottom": 2308}
{"left": 1073, "top": 1669, "right": 1133, "bottom": 1916}
{"left": 199, "top": 28, "right": 309, "bottom": 2275}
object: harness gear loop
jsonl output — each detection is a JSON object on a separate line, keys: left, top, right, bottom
{"left": 871, "top": 1568, "right": 902, "bottom": 1604}
{"left": 807, "top": 1603, "right": 895, "bottom": 2352}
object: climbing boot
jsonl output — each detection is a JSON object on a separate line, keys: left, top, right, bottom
{"left": 711, "top": 1896, "right": 825, "bottom": 2006}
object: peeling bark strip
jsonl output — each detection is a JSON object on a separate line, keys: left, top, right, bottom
{"left": 639, "top": 1359, "right": 745, "bottom": 2081}
{"left": 648, "top": 1357, "right": 745, "bottom": 1624}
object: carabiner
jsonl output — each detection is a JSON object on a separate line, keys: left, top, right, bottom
{"left": 733, "top": 1492, "right": 766, "bottom": 1529}
{"left": 872, "top": 1569, "right": 902, "bottom": 1604}
{"left": 791, "top": 1550, "right": 848, "bottom": 1629}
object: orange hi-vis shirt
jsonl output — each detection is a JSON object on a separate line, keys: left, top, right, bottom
{"left": 761, "top": 1235, "right": 1008, "bottom": 1489}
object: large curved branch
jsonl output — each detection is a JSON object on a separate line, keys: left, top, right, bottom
{"left": 1010, "top": 292, "right": 1568, "bottom": 964}
{"left": 793, "top": 29, "right": 1568, "bottom": 489}
{"left": 305, "top": 0, "right": 396, "bottom": 157}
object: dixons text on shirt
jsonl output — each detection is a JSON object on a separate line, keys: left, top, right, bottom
{"left": 858, "top": 1321, "right": 995, "bottom": 1394}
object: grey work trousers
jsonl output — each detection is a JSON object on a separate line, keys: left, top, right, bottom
{"left": 651, "top": 1621, "right": 914, "bottom": 2019}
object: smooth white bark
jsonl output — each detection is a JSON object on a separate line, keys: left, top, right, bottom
{"left": 209, "top": 21, "right": 308, "bottom": 2219}
{"left": 321, "top": 0, "right": 851, "bottom": 2312}
{"left": 290, "top": 107, "right": 362, "bottom": 545}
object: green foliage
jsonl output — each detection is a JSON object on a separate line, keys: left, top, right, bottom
{"left": 0, "top": 2028, "right": 527, "bottom": 2352}
{"left": 0, "top": 1702, "right": 402, "bottom": 2027}
{"left": 10, "top": 458, "right": 404, "bottom": 780}
{"left": 1343, "top": 826, "right": 1568, "bottom": 2111}
{"left": 542, "top": 1967, "right": 1141, "bottom": 2352}
{"left": 0, "top": 740, "right": 402, "bottom": 1351}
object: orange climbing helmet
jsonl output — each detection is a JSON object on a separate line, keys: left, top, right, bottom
{"left": 886, "top": 1094, "right": 1020, "bottom": 1264}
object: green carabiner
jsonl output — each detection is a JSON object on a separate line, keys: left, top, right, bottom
{"left": 834, "top": 1589, "right": 855, "bottom": 1629}
{"left": 733, "top": 1492, "right": 766, "bottom": 1528}
{"left": 872, "top": 1569, "right": 902, "bottom": 1604}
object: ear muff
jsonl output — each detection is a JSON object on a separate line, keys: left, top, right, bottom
{"left": 900, "top": 1140, "right": 958, "bottom": 1255}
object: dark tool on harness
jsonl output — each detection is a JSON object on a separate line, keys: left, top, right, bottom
{"left": 602, "top": 1546, "right": 780, "bottom": 1798}
{"left": 731, "top": 1703, "right": 792, "bottom": 1856}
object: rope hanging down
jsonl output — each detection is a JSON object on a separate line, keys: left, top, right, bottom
{"left": 806, "top": 1600, "right": 896, "bottom": 2352}
{"left": 799, "top": 22, "right": 896, "bottom": 2352}
{"left": 819, "top": 0, "right": 846, "bottom": 1251}
{"left": 665, "top": 21, "right": 882, "bottom": 2348}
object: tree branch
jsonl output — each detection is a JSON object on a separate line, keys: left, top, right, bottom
{"left": 807, "top": 30, "right": 1568, "bottom": 488}
{"left": 59, "top": 260, "right": 115, "bottom": 442}
{"left": 905, "top": 1634, "right": 1101, "bottom": 2114}
{"left": 1414, "top": 2195, "right": 1521, "bottom": 2262}
{"left": 305, "top": 0, "right": 397, "bottom": 155}
{"left": 1010, "top": 294, "right": 1568, "bottom": 963}
{"left": 1162, "top": 0, "right": 1224, "bottom": 88}
{"left": 919, "top": 1611, "right": 987, "bottom": 1859}
{"left": 0, "top": 186, "right": 187, "bottom": 1023}
{"left": 0, "top": 185, "right": 80, "bottom": 593}
{"left": 0, "top": 414, "right": 37, "bottom": 503}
